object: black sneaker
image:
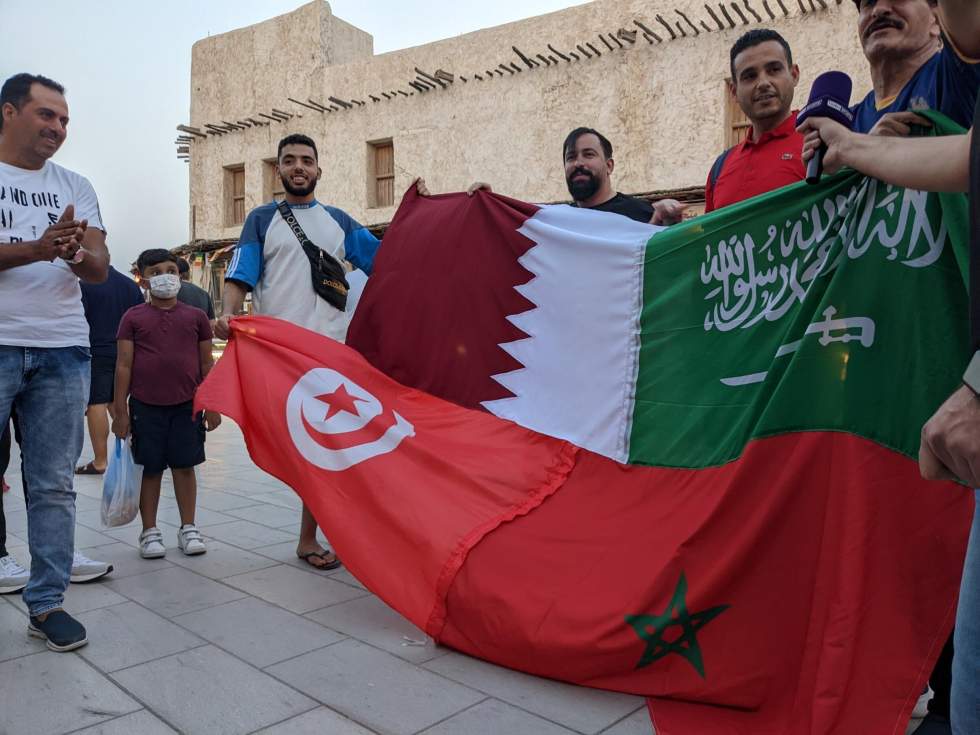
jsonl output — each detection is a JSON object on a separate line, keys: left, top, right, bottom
{"left": 28, "top": 609, "right": 88, "bottom": 652}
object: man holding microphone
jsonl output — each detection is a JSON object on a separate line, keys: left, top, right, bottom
{"left": 799, "top": 73, "right": 978, "bottom": 735}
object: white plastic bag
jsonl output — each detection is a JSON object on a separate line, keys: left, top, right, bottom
{"left": 101, "top": 437, "right": 142, "bottom": 527}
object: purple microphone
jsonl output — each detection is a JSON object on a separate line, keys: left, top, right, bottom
{"left": 796, "top": 71, "right": 854, "bottom": 184}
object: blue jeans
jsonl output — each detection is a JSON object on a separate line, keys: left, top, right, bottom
{"left": 0, "top": 346, "right": 89, "bottom": 616}
{"left": 953, "top": 490, "right": 980, "bottom": 734}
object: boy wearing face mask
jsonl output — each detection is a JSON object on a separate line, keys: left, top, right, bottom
{"left": 112, "top": 249, "right": 220, "bottom": 559}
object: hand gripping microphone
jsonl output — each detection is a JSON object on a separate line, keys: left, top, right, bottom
{"left": 796, "top": 71, "right": 854, "bottom": 185}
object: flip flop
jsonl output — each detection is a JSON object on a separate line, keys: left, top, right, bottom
{"left": 74, "top": 462, "right": 105, "bottom": 476}
{"left": 297, "top": 550, "right": 342, "bottom": 570}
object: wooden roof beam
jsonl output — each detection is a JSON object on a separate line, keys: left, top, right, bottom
{"left": 616, "top": 28, "right": 637, "bottom": 44}
{"left": 654, "top": 15, "right": 678, "bottom": 39}
{"left": 677, "top": 10, "right": 700, "bottom": 34}
{"left": 719, "top": 3, "right": 738, "bottom": 28}
{"left": 634, "top": 19, "right": 663, "bottom": 42}
{"left": 288, "top": 97, "right": 323, "bottom": 113}
{"left": 177, "top": 124, "right": 207, "bottom": 139}
{"left": 415, "top": 68, "right": 447, "bottom": 88}
{"left": 705, "top": 4, "right": 726, "bottom": 28}
{"left": 548, "top": 43, "right": 572, "bottom": 62}
{"left": 512, "top": 46, "right": 537, "bottom": 68}
{"left": 743, "top": 0, "right": 763, "bottom": 21}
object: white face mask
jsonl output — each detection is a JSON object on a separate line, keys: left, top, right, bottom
{"left": 148, "top": 273, "right": 181, "bottom": 299}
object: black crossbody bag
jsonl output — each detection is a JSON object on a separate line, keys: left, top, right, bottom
{"left": 276, "top": 199, "right": 349, "bottom": 311}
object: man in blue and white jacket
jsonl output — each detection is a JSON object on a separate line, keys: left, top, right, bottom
{"left": 216, "top": 133, "right": 379, "bottom": 570}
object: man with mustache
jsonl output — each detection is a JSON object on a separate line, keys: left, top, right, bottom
{"left": 459, "top": 128, "right": 687, "bottom": 224}
{"left": 846, "top": 4, "right": 980, "bottom": 733}
{"left": 704, "top": 29, "right": 803, "bottom": 213}
{"left": 215, "top": 133, "right": 380, "bottom": 571}
{"left": 0, "top": 73, "right": 109, "bottom": 651}
{"left": 852, "top": 0, "right": 980, "bottom": 134}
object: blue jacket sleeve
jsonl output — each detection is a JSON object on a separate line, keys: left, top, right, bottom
{"left": 323, "top": 205, "right": 381, "bottom": 276}
{"left": 225, "top": 210, "right": 264, "bottom": 290}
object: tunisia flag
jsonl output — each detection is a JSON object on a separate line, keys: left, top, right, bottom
{"left": 196, "top": 316, "right": 576, "bottom": 632}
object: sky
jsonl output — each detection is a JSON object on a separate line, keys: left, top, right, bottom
{"left": 2, "top": 0, "right": 587, "bottom": 267}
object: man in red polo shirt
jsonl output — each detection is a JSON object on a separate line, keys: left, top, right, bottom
{"left": 705, "top": 29, "right": 804, "bottom": 212}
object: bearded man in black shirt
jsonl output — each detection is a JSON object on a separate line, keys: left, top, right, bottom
{"left": 450, "top": 127, "right": 686, "bottom": 225}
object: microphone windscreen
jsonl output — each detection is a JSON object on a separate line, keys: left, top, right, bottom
{"left": 797, "top": 71, "right": 854, "bottom": 129}
{"left": 807, "top": 71, "right": 852, "bottom": 106}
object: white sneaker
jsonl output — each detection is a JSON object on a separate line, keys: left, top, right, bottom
{"left": 70, "top": 551, "right": 113, "bottom": 583}
{"left": 912, "top": 686, "right": 932, "bottom": 719}
{"left": 138, "top": 528, "right": 166, "bottom": 559}
{"left": 0, "top": 554, "right": 29, "bottom": 594}
{"left": 177, "top": 524, "right": 206, "bottom": 556}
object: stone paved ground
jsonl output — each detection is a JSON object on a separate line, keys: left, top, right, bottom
{"left": 0, "top": 422, "right": 927, "bottom": 735}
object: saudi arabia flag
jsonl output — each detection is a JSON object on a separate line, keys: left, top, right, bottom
{"left": 198, "top": 113, "right": 974, "bottom": 734}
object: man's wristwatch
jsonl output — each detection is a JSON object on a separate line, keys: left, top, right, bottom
{"left": 963, "top": 350, "right": 980, "bottom": 396}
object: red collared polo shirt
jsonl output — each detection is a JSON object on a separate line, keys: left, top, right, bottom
{"left": 704, "top": 112, "right": 805, "bottom": 213}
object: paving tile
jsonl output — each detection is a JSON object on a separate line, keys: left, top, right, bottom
{"left": 214, "top": 480, "right": 282, "bottom": 497}
{"left": 154, "top": 505, "right": 237, "bottom": 528}
{"left": 75, "top": 507, "right": 139, "bottom": 531}
{"left": 425, "top": 653, "right": 643, "bottom": 734}
{"left": 111, "top": 645, "right": 317, "bottom": 735}
{"left": 2, "top": 508, "right": 27, "bottom": 534}
{"left": 77, "top": 601, "right": 205, "bottom": 672}
{"left": 76, "top": 493, "right": 110, "bottom": 511}
{"left": 248, "top": 490, "right": 304, "bottom": 510}
{"left": 420, "top": 698, "right": 579, "bottom": 735}
{"left": 601, "top": 708, "right": 655, "bottom": 735}
{"left": 0, "top": 599, "right": 45, "bottom": 662}
{"left": 328, "top": 566, "right": 368, "bottom": 591}
{"left": 194, "top": 491, "right": 260, "bottom": 512}
{"left": 253, "top": 707, "right": 375, "bottom": 734}
{"left": 174, "top": 596, "right": 344, "bottom": 667}
{"left": 198, "top": 518, "right": 296, "bottom": 549}
{"left": 71, "top": 709, "right": 178, "bottom": 734}
{"left": 306, "top": 595, "right": 445, "bottom": 664}
{"left": 73, "top": 523, "right": 119, "bottom": 549}
{"left": 0, "top": 651, "right": 140, "bottom": 734}
{"left": 225, "top": 502, "right": 301, "bottom": 529}
{"left": 164, "top": 539, "right": 280, "bottom": 579}
{"left": 71, "top": 541, "right": 176, "bottom": 579}
{"left": 3, "top": 534, "right": 27, "bottom": 551}
{"left": 5, "top": 578, "right": 128, "bottom": 616}
{"left": 106, "top": 566, "right": 247, "bottom": 617}
{"left": 267, "top": 639, "right": 484, "bottom": 735}
{"left": 222, "top": 564, "right": 367, "bottom": 614}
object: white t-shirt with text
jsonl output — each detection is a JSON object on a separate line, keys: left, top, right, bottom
{"left": 0, "top": 159, "right": 105, "bottom": 348}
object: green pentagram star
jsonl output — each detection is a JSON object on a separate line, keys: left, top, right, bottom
{"left": 625, "top": 572, "right": 729, "bottom": 679}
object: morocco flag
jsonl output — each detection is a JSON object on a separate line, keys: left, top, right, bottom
{"left": 198, "top": 115, "right": 974, "bottom": 734}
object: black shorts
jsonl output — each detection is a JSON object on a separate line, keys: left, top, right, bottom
{"left": 129, "top": 398, "right": 205, "bottom": 474}
{"left": 89, "top": 355, "right": 116, "bottom": 406}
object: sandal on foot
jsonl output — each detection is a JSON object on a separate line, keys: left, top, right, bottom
{"left": 74, "top": 461, "right": 105, "bottom": 476}
{"left": 297, "top": 550, "right": 342, "bottom": 570}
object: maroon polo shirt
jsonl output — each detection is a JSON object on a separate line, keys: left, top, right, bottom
{"left": 117, "top": 301, "right": 213, "bottom": 406}
{"left": 704, "top": 112, "right": 806, "bottom": 213}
